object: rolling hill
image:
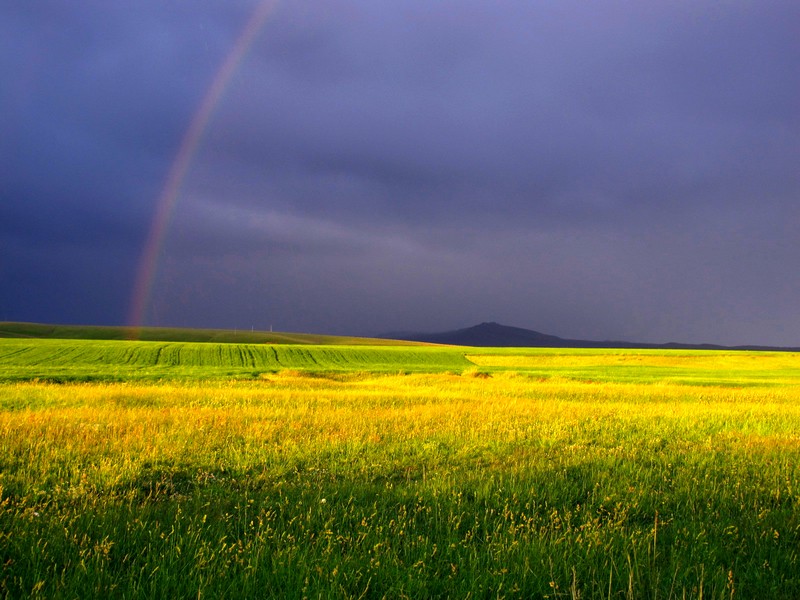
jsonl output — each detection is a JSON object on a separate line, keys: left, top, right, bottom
{"left": 383, "top": 321, "right": 800, "bottom": 351}
{"left": 0, "top": 322, "right": 426, "bottom": 346}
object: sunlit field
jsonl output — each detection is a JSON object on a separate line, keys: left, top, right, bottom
{"left": 2, "top": 339, "right": 800, "bottom": 598}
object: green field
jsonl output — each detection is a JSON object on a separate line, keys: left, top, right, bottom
{"left": 1, "top": 334, "right": 800, "bottom": 598}
{"left": 0, "top": 338, "right": 471, "bottom": 382}
{"left": 0, "top": 321, "right": 427, "bottom": 346}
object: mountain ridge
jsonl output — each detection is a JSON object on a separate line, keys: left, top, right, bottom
{"left": 381, "top": 322, "right": 800, "bottom": 351}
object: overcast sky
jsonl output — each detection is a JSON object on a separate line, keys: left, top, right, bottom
{"left": 2, "top": 1, "right": 798, "bottom": 345}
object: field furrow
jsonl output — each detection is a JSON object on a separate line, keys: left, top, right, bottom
{"left": 0, "top": 339, "right": 476, "bottom": 381}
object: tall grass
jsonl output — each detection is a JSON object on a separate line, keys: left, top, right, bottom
{"left": 2, "top": 370, "right": 800, "bottom": 598}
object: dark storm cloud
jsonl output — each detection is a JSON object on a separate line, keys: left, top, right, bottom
{"left": 2, "top": 1, "right": 798, "bottom": 345}
{"left": 190, "top": 0, "right": 798, "bottom": 228}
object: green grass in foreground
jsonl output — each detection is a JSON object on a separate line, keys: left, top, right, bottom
{"left": 1, "top": 339, "right": 800, "bottom": 598}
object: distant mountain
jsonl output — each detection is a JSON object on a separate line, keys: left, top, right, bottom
{"left": 381, "top": 322, "right": 800, "bottom": 351}
{"left": 383, "top": 322, "right": 573, "bottom": 347}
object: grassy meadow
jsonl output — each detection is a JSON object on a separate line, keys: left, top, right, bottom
{"left": 1, "top": 335, "right": 800, "bottom": 598}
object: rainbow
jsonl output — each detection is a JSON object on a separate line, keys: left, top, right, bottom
{"left": 127, "top": 0, "right": 279, "bottom": 336}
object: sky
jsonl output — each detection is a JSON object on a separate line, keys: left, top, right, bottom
{"left": 2, "top": 1, "right": 798, "bottom": 346}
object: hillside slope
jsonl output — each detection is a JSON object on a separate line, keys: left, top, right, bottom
{"left": 384, "top": 321, "right": 800, "bottom": 351}
{"left": 0, "top": 322, "right": 427, "bottom": 346}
